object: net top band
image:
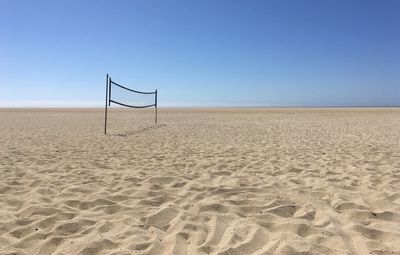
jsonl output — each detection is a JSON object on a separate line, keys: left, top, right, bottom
{"left": 110, "top": 80, "right": 156, "bottom": 94}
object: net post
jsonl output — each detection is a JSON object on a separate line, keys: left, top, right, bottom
{"left": 108, "top": 77, "right": 112, "bottom": 106}
{"left": 104, "top": 73, "right": 109, "bottom": 135}
{"left": 155, "top": 89, "right": 158, "bottom": 125}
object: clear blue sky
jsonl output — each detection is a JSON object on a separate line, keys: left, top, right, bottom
{"left": 1, "top": 0, "right": 399, "bottom": 107}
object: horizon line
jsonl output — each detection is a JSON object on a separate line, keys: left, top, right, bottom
{"left": 1, "top": 105, "right": 399, "bottom": 109}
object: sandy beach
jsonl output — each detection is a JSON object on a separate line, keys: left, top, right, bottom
{"left": 0, "top": 108, "right": 399, "bottom": 255}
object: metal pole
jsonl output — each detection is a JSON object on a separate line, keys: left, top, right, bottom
{"left": 108, "top": 77, "right": 112, "bottom": 106}
{"left": 104, "top": 74, "right": 109, "bottom": 135}
{"left": 155, "top": 89, "right": 158, "bottom": 125}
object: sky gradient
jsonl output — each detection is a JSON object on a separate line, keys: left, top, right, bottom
{"left": 1, "top": 0, "right": 399, "bottom": 107}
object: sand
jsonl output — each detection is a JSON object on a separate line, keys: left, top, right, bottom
{"left": 0, "top": 108, "right": 399, "bottom": 255}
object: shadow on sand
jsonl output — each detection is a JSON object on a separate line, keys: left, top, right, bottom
{"left": 111, "top": 124, "right": 167, "bottom": 137}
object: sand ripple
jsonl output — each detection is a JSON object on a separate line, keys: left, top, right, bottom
{"left": 1, "top": 108, "right": 400, "bottom": 254}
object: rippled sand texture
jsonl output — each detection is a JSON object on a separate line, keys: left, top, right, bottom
{"left": 1, "top": 108, "right": 400, "bottom": 255}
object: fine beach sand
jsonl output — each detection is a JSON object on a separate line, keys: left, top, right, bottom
{"left": 1, "top": 108, "right": 400, "bottom": 255}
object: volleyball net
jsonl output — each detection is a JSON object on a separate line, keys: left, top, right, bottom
{"left": 104, "top": 74, "right": 158, "bottom": 134}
